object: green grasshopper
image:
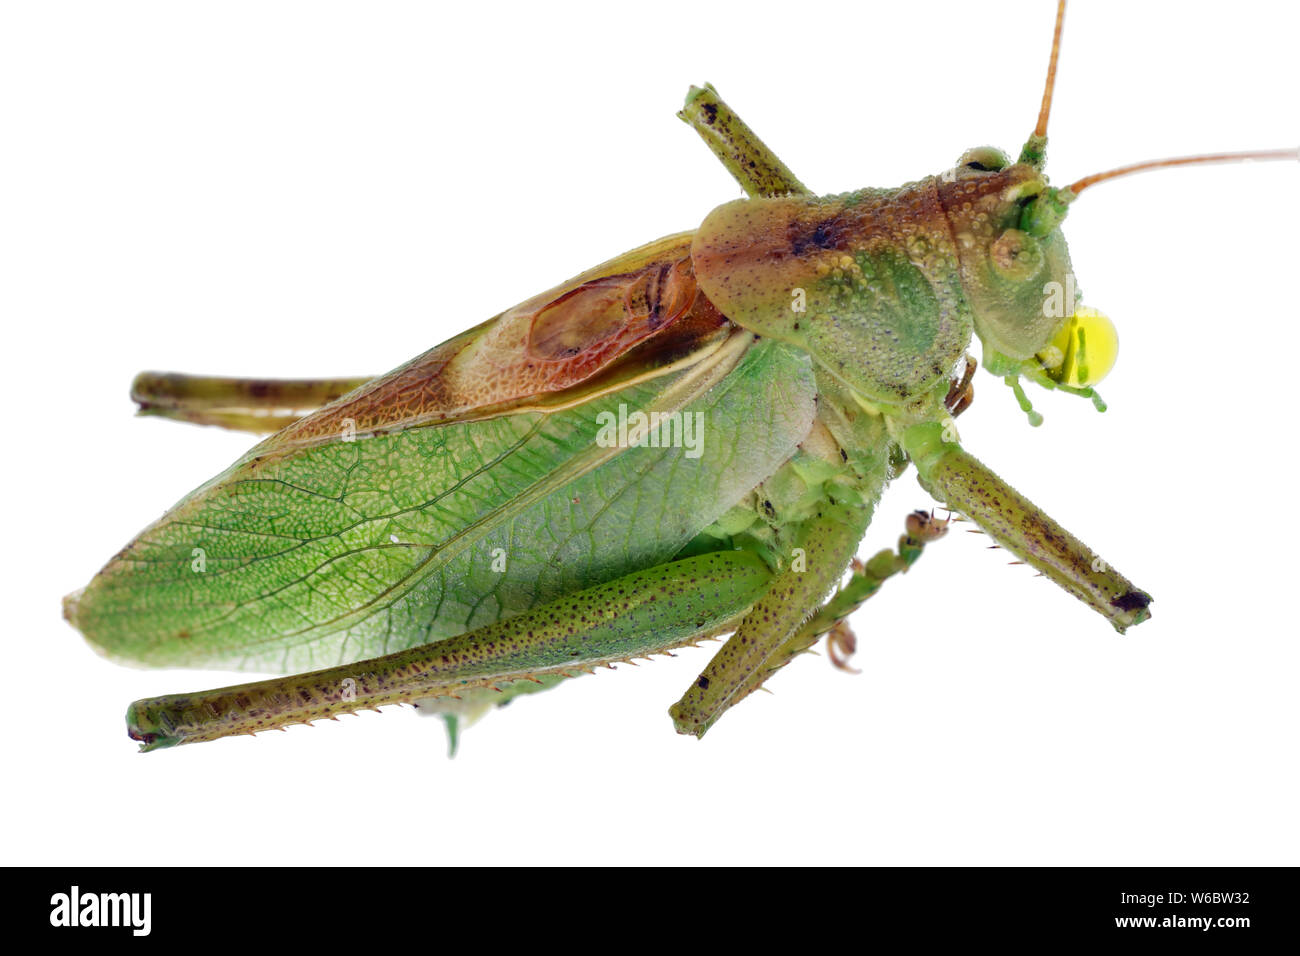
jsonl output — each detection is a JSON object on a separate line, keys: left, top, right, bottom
{"left": 63, "top": 0, "right": 1296, "bottom": 752}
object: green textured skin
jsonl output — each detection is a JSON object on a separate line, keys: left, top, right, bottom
{"left": 690, "top": 164, "right": 1079, "bottom": 402}
{"left": 691, "top": 185, "right": 972, "bottom": 404}
{"left": 69, "top": 338, "right": 816, "bottom": 673}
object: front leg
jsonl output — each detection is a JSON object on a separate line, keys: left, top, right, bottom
{"left": 902, "top": 422, "right": 1152, "bottom": 632}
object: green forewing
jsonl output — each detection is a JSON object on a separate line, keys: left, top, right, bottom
{"left": 72, "top": 338, "right": 815, "bottom": 671}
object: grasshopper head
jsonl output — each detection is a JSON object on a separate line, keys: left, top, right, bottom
{"left": 938, "top": 152, "right": 1118, "bottom": 398}
{"left": 942, "top": 1, "right": 1293, "bottom": 426}
{"left": 939, "top": 151, "right": 1092, "bottom": 367}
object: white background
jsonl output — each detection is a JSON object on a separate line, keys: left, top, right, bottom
{"left": 2, "top": 1, "right": 1296, "bottom": 866}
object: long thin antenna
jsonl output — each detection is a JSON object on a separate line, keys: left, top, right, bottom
{"left": 1033, "top": 0, "right": 1067, "bottom": 140}
{"left": 1019, "top": 0, "right": 1068, "bottom": 167}
{"left": 1067, "top": 149, "right": 1299, "bottom": 195}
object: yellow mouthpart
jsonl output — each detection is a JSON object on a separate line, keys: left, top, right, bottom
{"left": 1038, "top": 307, "right": 1118, "bottom": 387}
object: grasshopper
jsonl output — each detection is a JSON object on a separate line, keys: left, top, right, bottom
{"left": 63, "top": 0, "right": 1296, "bottom": 752}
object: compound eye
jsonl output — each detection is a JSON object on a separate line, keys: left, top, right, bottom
{"left": 956, "top": 146, "right": 1010, "bottom": 172}
{"left": 989, "top": 229, "right": 1043, "bottom": 282}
